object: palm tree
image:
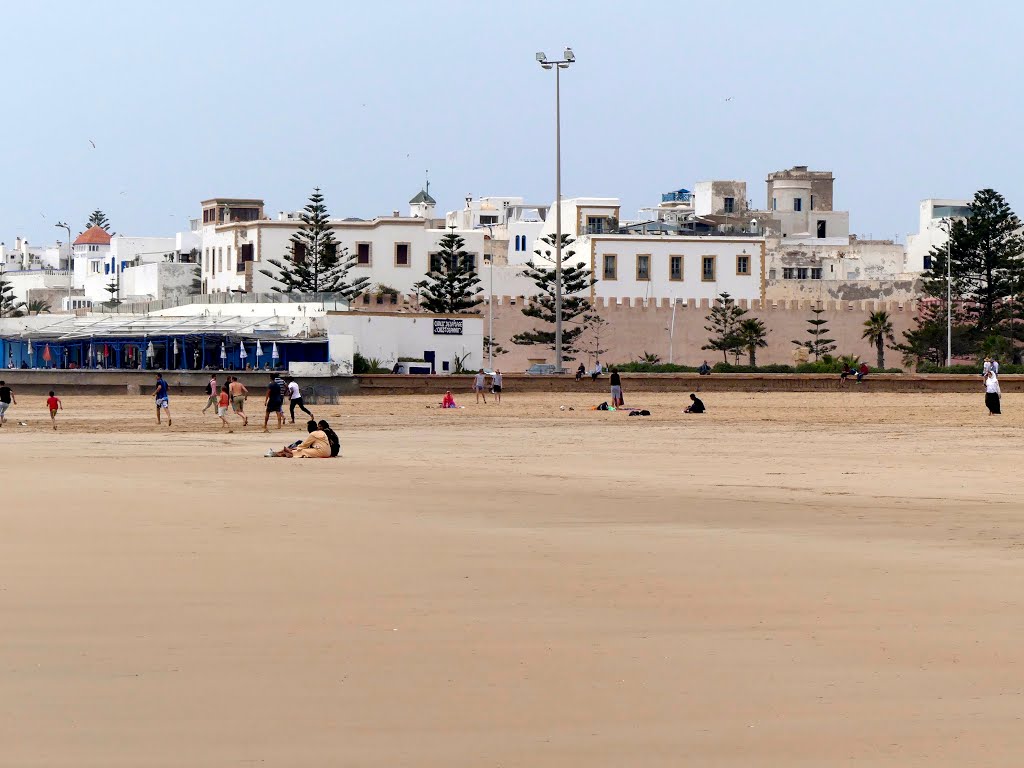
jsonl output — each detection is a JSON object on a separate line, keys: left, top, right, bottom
{"left": 862, "top": 311, "right": 895, "bottom": 369}
{"left": 737, "top": 318, "right": 769, "bottom": 366}
{"left": 27, "top": 299, "right": 51, "bottom": 316}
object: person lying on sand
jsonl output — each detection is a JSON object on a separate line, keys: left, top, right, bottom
{"left": 266, "top": 420, "right": 332, "bottom": 458}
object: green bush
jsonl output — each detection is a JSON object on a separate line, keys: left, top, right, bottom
{"left": 613, "top": 362, "right": 699, "bottom": 373}
{"left": 917, "top": 362, "right": 1022, "bottom": 374}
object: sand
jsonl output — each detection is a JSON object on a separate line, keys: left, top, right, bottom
{"left": 1, "top": 390, "right": 1022, "bottom": 766}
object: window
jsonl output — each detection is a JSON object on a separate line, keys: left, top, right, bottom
{"left": 395, "top": 242, "right": 410, "bottom": 266}
{"left": 783, "top": 267, "right": 796, "bottom": 279}
{"left": 89, "top": 244, "right": 99, "bottom": 253}
{"left": 736, "top": 255, "right": 750, "bottom": 275}
{"left": 723, "top": 197, "right": 735, "bottom": 214}
{"left": 768, "top": 268, "right": 776, "bottom": 280}
{"left": 810, "top": 267, "right": 823, "bottom": 279}
{"left": 240, "top": 243, "right": 254, "bottom": 266}
{"left": 797, "top": 267, "right": 809, "bottom": 279}
{"left": 603, "top": 253, "right": 617, "bottom": 280}
{"left": 218, "top": 247, "right": 223, "bottom": 274}
{"left": 429, "top": 253, "right": 443, "bottom": 273}
{"left": 356, "top": 242, "right": 371, "bottom": 265}
{"left": 810, "top": 195, "right": 815, "bottom": 211}
{"left": 669, "top": 255, "right": 683, "bottom": 281}
{"left": 587, "top": 216, "right": 605, "bottom": 235}
{"left": 702, "top": 255, "right": 716, "bottom": 282}
{"left": 462, "top": 254, "right": 476, "bottom": 271}
{"left": 793, "top": 197, "right": 802, "bottom": 212}
{"left": 772, "top": 197, "right": 777, "bottom": 211}
{"left": 924, "top": 254, "right": 932, "bottom": 270}
{"left": 817, "top": 220, "right": 827, "bottom": 238}
{"left": 479, "top": 214, "right": 498, "bottom": 226}
{"left": 636, "top": 254, "right": 650, "bottom": 281}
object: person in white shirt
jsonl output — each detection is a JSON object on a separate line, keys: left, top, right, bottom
{"left": 991, "top": 357, "right": 1000, "bottom": 375}
{"left": 285, "top": 376, "right": 313, "bottom": 423}
{"left": 985, "top": 370, "right": 1001, "bottom": 415}
{"left": 491, "top": 370, "right": 503, "bottom": 404}
{"left": 473, "top": 369, "right": 488, "bottom": 404}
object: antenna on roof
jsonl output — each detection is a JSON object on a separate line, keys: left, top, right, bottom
{"left": 425, "top": 170, "right": 429, "bottom": 197}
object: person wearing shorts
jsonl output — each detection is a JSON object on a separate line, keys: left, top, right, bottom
{"left": 609, "top": 367, "right": 624, "bottom": 408}
{"left": 286, "top": 376, "right": 313, "bottom": 423}
{"left": 263, "top": 377, "right": 284, "bottom": 432}
{"left": 0, "top": 380, "right": 15, "bottom": 426}
{"left": 229, "top": 376, "right": 248, "bottom": 426}
{"left": 46, "top": 390, "right": 62, "bottom": 430}
{"left": 491, "top": 370, "right": 503, "bottom": 404}
{"left": 217, "top": 384, "right": 233, "bottom": 432}
{"left": 153, "top": 374, "right": 172, "bottom": 426}
{"left": 473, "top": 369, "right": 487, "bottom": 404}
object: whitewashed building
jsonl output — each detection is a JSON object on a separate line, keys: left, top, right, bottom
{"left": 198, "top": 195, "right": 484, "bottom": 298}
{"left": 905, "top": 198, "right": 971, "bottom": 272}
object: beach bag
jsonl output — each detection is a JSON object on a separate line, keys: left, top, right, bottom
{"left": 597, "top": 402, "right": 609, "bottom": 411}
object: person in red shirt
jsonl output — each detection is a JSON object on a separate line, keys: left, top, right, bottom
{"left": 46, "top": 390, "right": 62, "bottom": 430}
{"left": 856, "top": 362, "right": 870, "bottom": 383}
{"left": 441, "top": 391, "right": 456, "bottom": 409}
{"left": 217, "top": 384, "right": 232, "bottom": 432}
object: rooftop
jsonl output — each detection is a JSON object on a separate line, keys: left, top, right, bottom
{"left": 73, "top": 227, "right": 112, "bottom": 246}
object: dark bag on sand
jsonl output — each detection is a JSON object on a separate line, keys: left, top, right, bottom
{"left": 597, "top": 402, "right": 609, "bottom": 411}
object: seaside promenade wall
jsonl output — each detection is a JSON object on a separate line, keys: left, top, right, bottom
{"left": 486, "top": 296, "right": 918, "bottom": 369}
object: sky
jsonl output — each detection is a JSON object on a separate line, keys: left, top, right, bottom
{"left": 1, "top": 0, "right": 1021, "bottom": 246}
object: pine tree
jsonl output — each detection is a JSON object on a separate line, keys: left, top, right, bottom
{"left": 260, "top": 187, "right": 369, "bottom": 298}
{"left": 894, "top": 300, "right": 961, "bottom": 368}
{"left": 792, "top": 306, "right": 836, "bottom": 361}
{"left": 105, "top": 273, "right": 121, "bottom": 307}
{"left": 702, "top": 292, "right": 747, "bottom": 362}
{"left": 414, "top": 229, "right": 483, "bottom": 313}
{"left": 0, "top": 267, "right": 25, "bottom": 318}
{"left": 920, "top": 189, "right": 1024, "bottom": 344}
{"left": 483, "top": 336, "right": 508, "bottom": 360}
{"left": 511, "top": 234, "right": 597, "bottom": 360}
{"left": 737, "top": 317, "right": 769, "bottom": 366}
{"left": 862, "top": 310, "right": 895, "bottom": 369}
{"left": 87, "top": 209, "right": 111, "bottom": 231}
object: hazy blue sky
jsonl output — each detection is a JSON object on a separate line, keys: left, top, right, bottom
{"left": 2, "top": 1, "right": 1020, "bottom": 245}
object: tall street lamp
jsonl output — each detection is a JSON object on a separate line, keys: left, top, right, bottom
{"left": 55, "top": 221, "right": 72, "bottom": 312}
{"left": 482, "top": 223, "right": 495, "bottom": 370}
{"left": 939, "top": 217, "right": 953, "bottom": 366}
{"left": 536, "top": 47, "right": 575, "bottom": 373}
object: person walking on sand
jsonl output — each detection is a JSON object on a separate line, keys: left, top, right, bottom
{"left": 286, "top": 376, "right": 313, "bottom": 423}
{"left": 610, "top": 367, "right": 624, "bottom": 408}
{"left": 229, "top": 376, "right": 248, "bottom": 426}
{"left": 0, "top": 380, "right": 15, "bottom": 426}
{"left": 46, "top": 390, "right": 62, "bottom": 430}
{"left": 473, "top": 369, "right": 488, "bottom": 404}
{"left": 985, "top": 369, "right": 1002, "bottom": 415}
{"left": 202, "top": 374, "right": 218, "bottom": 415}
{"left": 263, "top": 376, "right": 284, "bottom": 432}
{"left": 491, "top": 369, "right": 503, "bottom": 403}
{"left": 217, "top": 384, "right": 233, "bottom": 432}
{"left": 153, "top": 373, "right": 172, "bottom": 426}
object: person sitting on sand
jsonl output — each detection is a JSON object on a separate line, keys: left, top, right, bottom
{"left": 684, "top": 393, "right": 705, "bottom": 414}
{"left": 267, "top": 420, "right": 332, "bottom": 458}
{"left": 318, "top": 419, "right": 341, "bottom": 457}
{"left": 441, "top": 390, "right": 456, "bottom": 408}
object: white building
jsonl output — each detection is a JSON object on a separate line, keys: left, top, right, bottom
{"left": 905, "top": 198, "right": 971, "bottom": 272}
{"left": 0, "top": 237, "right": 69, "bottom": 271}
{"left": 199, "top": 196, "right": 485, "bottom": 298}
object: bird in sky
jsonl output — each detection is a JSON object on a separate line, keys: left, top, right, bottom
{"left": 724, "top": 97, "right": 733, "bottom": 102}
{"left": 88, "top": 139, "right": 96, "bottom": 148}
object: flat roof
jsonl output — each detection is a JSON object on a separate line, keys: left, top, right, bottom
{"left": 2, "top": 313, "right": 305, "bottom": 342}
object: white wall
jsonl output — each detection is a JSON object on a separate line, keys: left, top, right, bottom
{"left": 121, "top": 262, "right": 196, "bottom": 301}
{"left": 591, "top": 237, "right": 764, "bottom": 302}
{"left": 905, "top": 198, "right": 971, "bottom": 272}
{"left": 325, "top": 312, "right": 484, "bottom": 373}
{"left": 3, "top": 271, "right": 73, "bottom": 304}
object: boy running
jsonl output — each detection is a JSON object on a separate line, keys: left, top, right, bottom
{"left": 46, "top": 390, "right": 62, "bottom": 430}
{"left": 217, "top": 384, "right": 233, "bottom": 432}
{"left": 202, "top": 375, "right": 218, "bottom": 414}
{"left": 286, "top": 376, "right": 313, "bottom": 423}
{"left": 0, "top": 380, "right": 15, "bottom": 426}
{"left": 153, "top": 373, "right": 172, "bottom": 426}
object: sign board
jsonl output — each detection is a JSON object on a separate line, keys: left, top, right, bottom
{"left": 433, "top": 319, "right": 464, "bottom": 335}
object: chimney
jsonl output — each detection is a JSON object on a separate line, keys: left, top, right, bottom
{"left": 392, "top": 210, "right": 400, "bottom": 217}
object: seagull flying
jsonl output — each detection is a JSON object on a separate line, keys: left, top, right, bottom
{"left": 724, "top": 97, "right": 733, "bottom": 102}
{"left": 88, "top": 139, "right": 96, "bottom": 148}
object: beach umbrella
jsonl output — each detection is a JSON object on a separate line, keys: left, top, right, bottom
{"left": 220, "top": 342, "right": 227, "bottom": 366}
{"left": 146, "top": 340, "right": 155, "bottom": 358}
{"left": 26, "top": 339, "right": 33, "bottom": 356}
{"left": 42, "top": 344, "right": 51, "bottom": 364}
{"left": 239, "top": 342, "right": 248, "bottom": 360}
{"left": 172, "top": 339, "right": 179, "bottom": 356}
{"left": 271, "top": 342, "right": 279, "bottom": 360}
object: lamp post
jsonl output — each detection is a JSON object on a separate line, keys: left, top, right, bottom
{"left": 482, "top": 223, "right": 495, "bottom": 369}
{"left": 55, "top": 221, "right": 72, "bottom": 312}
{"left": 939, "top": 217, "right": 953, "bottom": 366}
{"left": 536, "top": 47, "right": 575, "bottom": 373}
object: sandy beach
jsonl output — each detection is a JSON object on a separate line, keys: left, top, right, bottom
{"left": 2, "top": 390, "right": 1023, "bottom": 766}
